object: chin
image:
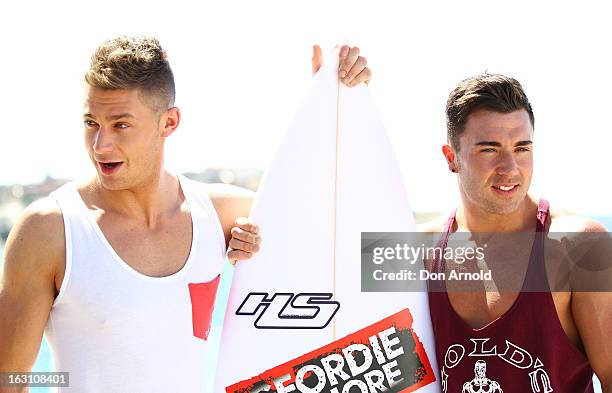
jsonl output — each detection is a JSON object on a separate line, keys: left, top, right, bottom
{"left": 96, "top": 175, "right": 130, "bottom": 191}
{"left": 483, "top": 198, "right": 524, "bottom": 216}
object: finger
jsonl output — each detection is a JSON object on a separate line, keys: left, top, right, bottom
{"left": 235, "top": 217, "right": 259, "bottom": 234}
{"left": 339, "top": 46, "right": 359, "bottom": 79}
{"left": 342, "top": 56, "right": 367, "bottom": 86}
{"left": 311, "top": 45, "right": 323, "bottom": 75}
{"left": 348, "top": 67, "right": 372, "bottom": 87}
{"left": 229, "top": 237, "right": 260, "bottom": 253}
{"left": 339, "top": 44, "right": 349, "bottom": 59}
{"left": 227, "top": 249, "right": 253, "bottom": 264}
{"left": 230, "top": 226, "right": 261, "bottom": 244}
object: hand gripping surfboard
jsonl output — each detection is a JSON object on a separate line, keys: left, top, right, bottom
{"left": 214, "top": 50, "right": 440, "bottom": 393}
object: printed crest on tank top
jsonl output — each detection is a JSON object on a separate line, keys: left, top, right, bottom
{"left": 441, "top": 337, "right": 552, "bottom": 393}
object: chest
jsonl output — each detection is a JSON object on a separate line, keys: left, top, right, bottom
{"left": 443, "top": 240, "right": 532, "bottom": 327}
{"left": 446, "top": 284, "right": 578, "bottom": 351}
{"left": 95, "top": 209, "right": 193, "bottom": 277}
{"left": 448, "top": 291, "right": 521, "bottom": 328}
{"left": 442, "top": 239, "right": 578, "bottom": 347}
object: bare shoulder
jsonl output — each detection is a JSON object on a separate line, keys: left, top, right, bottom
{"left": 199, "top": 183, "right": 254, "bottom": 216}
{"left": 6, "top": 197, "right": 65, "bottom": 252}
{"left": 183, "top": 179, "right": 254, "bottom": 216}
{"left": 187, "top": 181, "right": 255, "bottom": 243}
{"left": 548, "top": 208, "right": 608, "bottom": 233}
{"left": 2, "top": 197, "right": 65, "bottom": 286}
{"left": 417, "top": 216, "right": 449, "bottom": 233}
{"left": 204, "top": 183, "right": 254, "bottom": 202}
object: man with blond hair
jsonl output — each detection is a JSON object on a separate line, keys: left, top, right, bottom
{"left": 0, "top": 36, "right": 371, "bottom": 392}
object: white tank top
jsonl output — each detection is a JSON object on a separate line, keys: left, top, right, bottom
{"left": 45, "top": 175, "right": 226, "bottom": 392}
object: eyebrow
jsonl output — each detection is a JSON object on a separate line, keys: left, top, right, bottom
{"left": 474, "top": 140, "right": 533, "bottom": 147}
{"left": 83, "top": 113, "right": 135, "bottom": 120}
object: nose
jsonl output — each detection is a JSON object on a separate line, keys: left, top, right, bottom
{"left": 495, "top": 151, "right": 518, "bottom": 176}
{"left": 92, "top": 127, "right": 115, "bottom": 154}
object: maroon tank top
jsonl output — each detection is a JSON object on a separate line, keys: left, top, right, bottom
{"left": 428, "top": 199, "right": 595, "bottom": 393}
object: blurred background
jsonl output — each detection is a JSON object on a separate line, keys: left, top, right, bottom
{"left": 0, "top": 0, "right": 609, "bottom": 391}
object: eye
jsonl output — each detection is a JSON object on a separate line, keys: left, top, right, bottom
{"left": 479, "top": 148, "right": 497, "bottom": 153}
{"left": 84, "top": 120, "right": 98, "bottom": 128}
{"left": 516, "top": 147, "right": 531, "bottom": 152}
{"left": 114, "top": 122, "right": 129, "bottom": 129}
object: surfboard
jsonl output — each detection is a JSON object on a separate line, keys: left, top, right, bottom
{"left": 214, "top": 50, "right": 440, "bottom": 393}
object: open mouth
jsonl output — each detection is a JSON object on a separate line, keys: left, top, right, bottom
{"left": 98, "top": 161, "right": 123, "bottom": 175}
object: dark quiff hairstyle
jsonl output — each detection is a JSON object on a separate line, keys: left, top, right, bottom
{"left": 446, "top": 74, "right": 535, "bottom": 151}
{"left": 84, "top": 36, "right": 175, "bottom": 115}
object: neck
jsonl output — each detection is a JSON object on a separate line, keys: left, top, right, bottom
{"left": 91, "top": 169, "right": 181, "bottom": 229}
{"left": 455, "top": 195, "right": 539, "bottom": 233}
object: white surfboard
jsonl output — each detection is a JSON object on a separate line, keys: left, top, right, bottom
{"left": 214, "top": 51, "right": 440, "bottom": 393}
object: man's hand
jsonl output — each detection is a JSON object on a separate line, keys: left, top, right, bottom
{"left": 227, "top": 217, "right": 261, "bottom": 265}
{"left": 311, "top": 44, "right": 372, "bottom": 87}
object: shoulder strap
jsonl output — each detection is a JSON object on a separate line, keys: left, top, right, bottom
{"left": 523, "top": 198, "right": 551, "bottom": 291}
{"left": 443, "top": 208, "right": 457, "bottom": 234}
{"left": 536, "top": 198, "right": 550, "bottom": 232}
{"left": 430, "top": 209, "right": 457, "bottom": 275}
{"left": 178, "top": 175, "right": 227, "bottom": 255}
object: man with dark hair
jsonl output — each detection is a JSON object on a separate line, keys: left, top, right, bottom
{"left": 0, "top": 36, "right": 372, "bottom": 392}
{"left": 423, "top": 74, "right": 611, "bottom": 392}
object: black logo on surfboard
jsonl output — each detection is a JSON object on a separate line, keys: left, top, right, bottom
{"left": 236, "top": 292, "right": 340, "bottom": 329}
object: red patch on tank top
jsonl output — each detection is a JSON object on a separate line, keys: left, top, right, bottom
{"left": 188, "top": 275, "right": 221, "bottom": 340}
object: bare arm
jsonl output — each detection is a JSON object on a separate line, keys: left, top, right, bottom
{"left": 206, "top": 183, "right": 254, "bottom": 247}
{"left": 569, "top": 219, "right": 612, "bottom": 392}
{"left": 572, "top": 291, "right": 612, "bottom": 392}
{"left": 0, "top": 198, "right": 64, "bottom": 387}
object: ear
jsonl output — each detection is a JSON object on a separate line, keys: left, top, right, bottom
{"left": 442, "top": 144, "right": 458, "bottom": 172}
{"left": 160, "top": 107, "right": 181, "bottom": 138}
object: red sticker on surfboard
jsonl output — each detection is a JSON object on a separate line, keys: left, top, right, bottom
{"left": 226, "top": 308, "right": 436, "bottom": 392}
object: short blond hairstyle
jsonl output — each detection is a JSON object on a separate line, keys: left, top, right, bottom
{"left": 85, "top": 36, "right": 175, "bottom": 114}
